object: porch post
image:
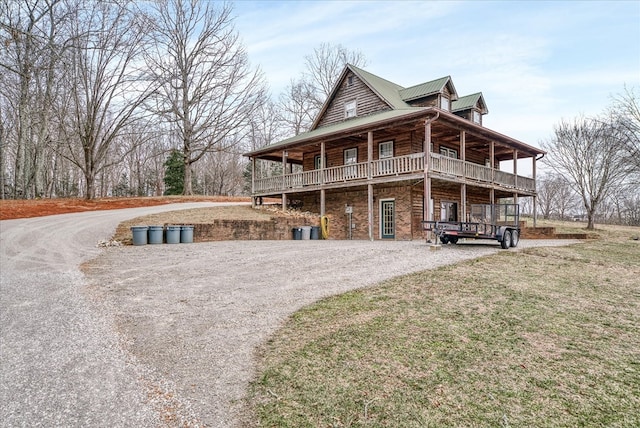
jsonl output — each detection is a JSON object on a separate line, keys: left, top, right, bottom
{"left": 251, "top": 157, "right": 256, "bottom": 208}
{"left": 513, "top": 149, "right": 518, "bottom": 188}
{"left": 320, "top": 142, "right": 326, "bottom": 216}
{"left": 490, "top": 141, "right": 495, "bottom": 204}
{"left": 513, "top": 149, "right": 518, "bottom": 204}
{"left": 533, "top": 153, "right": 538, "bottom": 227}
{"left": 367, "top": 131, "right": 373, "bottom": 179}
{"left": 282, "top": 151, "right": 287, "bottom": 211}
{"left": 424, "top": 121, "right": 432, "bottom": 223}
{"left": 368, "top": 131, "right": 374, "bottom": 240}
{"left": 460, "top": 131, "right": 466, "bottom": 222}
{"left": 368, "top": 184, "right": 374, "bottom": 241}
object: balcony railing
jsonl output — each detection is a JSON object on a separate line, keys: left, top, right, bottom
{"left": 253, "top": 152, "right": 536, "bottom": 194}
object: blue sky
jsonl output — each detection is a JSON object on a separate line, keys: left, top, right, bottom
{"left": 233, "top": 0, "right": 640, "bottom": 148}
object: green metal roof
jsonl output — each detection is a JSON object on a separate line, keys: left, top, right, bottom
{"left": 246, "top": 107, "right": 429, "bottom": 157}
{"left": 452, "top": 92, "right": 488, "bottom": 113}
{"left": 348, "top": 64, "right": 409, "bottom": 109}
{"left": 399, "top": 76, "right": 455, "bottom": 102}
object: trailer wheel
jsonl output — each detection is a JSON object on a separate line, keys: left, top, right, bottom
{"left": 439, "top": 236, "right": 449, "bottom": 245}
{"left": 511, "top": 230, "right": 519, "bottom": 248}
{"left": 449, "top": 237, "right": 459, "bottom": 244}
{"left": 501, "top": 230, "right": 512, "bottom": 249}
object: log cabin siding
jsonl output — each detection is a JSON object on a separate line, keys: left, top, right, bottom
{"left": 302, "top": 132, "right": 420, "bottom": 170}
{"left": 316, "top": 72, "right": 391, "bottom": 128}
{"left": 406, "top": 95, "right": 438, "bottom": 108}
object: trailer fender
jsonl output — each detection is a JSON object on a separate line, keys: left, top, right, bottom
{"left": 497, "top": 226, "right": 508, "bottom": 240}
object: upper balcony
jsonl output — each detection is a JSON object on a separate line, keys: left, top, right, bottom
{"left": 252, "top": 152, "right": 536, "bottom": 196}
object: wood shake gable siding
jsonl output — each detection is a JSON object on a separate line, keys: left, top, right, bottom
{"left": 315, "top": 71, "right": 391, "bottom": 128}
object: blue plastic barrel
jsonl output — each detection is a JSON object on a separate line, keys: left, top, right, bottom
{"left": 165, "top": 225, "right": 181, "bottom": 244}
{"left": 130, "top": 226, "right": 148, "bottom": 246}
{"left": 148, "top": 226, "right": 164, "bottom": 244}
{"left": 180, "top": 225, "right": 194, "bottom": 243}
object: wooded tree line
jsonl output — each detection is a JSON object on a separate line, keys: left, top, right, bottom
{"left": 0, "top": 0, "right": 364, "bottom": 200}
{"left": 1, "top": 1, "right": 638, "bottom": 230}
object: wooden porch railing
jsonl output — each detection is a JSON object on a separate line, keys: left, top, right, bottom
{"left": 253, "top": 152, "right": 536, "bottom": 194}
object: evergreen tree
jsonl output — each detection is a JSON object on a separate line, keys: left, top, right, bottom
{"left": 163, "top": 150, "right": 184, "bottom": 195}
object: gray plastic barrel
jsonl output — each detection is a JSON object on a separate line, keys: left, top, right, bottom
{"left": 130, "top": 226, "right": 148, "bottom": 246}
{"left": 301, "top": 226, "right": 312, "bottom": 240}
{"left": 310, "top": 226, "right": 320, "bottom": 240}
{"left": 165, "top": 225, "right": 181, "bottom": 244}
{"left": 148, "top": 226, "right": 164, "bottom": 244}
{"left": 180, "top": 225, "right": 194, "bottom": 243}
{"left": 292, "top": 227, "right": 302, "bottom": 240}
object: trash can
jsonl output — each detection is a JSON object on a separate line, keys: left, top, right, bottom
{"left": 148, "top": 226, "right": 164, "bottom": 244}
{"left": 310, "top": 226, "right": 321, "bottom": 240}
{"left": 292, "top": 227, "right": 302, "bottom": 240}
{"left": 301, "top": 226, "right": 312, "bottom": 240}
{"left": 130, "top": 226, "right": 148, "bottom": 246}
{"left": 165, "top": 225, "right": 181, "bottom": 244}
{"left": 180, "top": 225, "right": 194, "bottom": 243}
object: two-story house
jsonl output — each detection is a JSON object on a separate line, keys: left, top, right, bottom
{"left": 245, "top": 65, "right": 544, "bottom": 240}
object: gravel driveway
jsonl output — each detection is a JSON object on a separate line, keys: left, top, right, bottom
{"left": 1, "top": 205, "right": 577, "bottom": 427}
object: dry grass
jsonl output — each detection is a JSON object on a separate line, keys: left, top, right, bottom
{"left": 248, "top": 224, "right": 640, "bottom": 427}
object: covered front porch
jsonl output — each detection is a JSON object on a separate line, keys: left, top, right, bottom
{"left": 252, "top": 151, "right": 536, "bottom": 196}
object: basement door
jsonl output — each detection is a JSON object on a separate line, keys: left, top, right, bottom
{"left": 380, "top": 199, "right": 395, "bottom": 239}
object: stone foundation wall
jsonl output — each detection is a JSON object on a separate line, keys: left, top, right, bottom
{"left": 170, "top": 218, "right": 319, "bottom": 242}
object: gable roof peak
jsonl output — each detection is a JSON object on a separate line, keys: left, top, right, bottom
{"left": 399, "top": 75, "right": 458, "bottom": 102}
{"left": 452, "top": 92, "right": 488, "bottom": 114}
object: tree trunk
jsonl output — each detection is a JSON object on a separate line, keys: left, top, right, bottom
{"left": 183, "top": 157, "right": 193, "bottom": 195}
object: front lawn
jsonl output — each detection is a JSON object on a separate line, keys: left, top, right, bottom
{"left": 248, "top": 226, "right": 640, "bottom": 427}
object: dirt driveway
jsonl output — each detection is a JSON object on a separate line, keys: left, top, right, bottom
{"left": 1, "top": 204, "right": 577, "bottom": 427}
{"left": 83, "top": 238, "right": 576, "bottom": 427}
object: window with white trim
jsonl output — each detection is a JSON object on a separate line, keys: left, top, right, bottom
{"left": 344, "top": 100, "right": 357, "bottom": 118}
{"left": 473, "top": 110, "right": 481, "bottom": 124}
{"left": 379, "top": 141, "right": 393, "bottom": 159}
{"left": 439, "top": 146, "right": 458, "bottom": 159}
{"left": 344, "top": 147, "right": 358, "bottom": 178}
{"left": 441, "top": 96, "right": 450, "bottom": 111}
{"left": 344, "top": 147, "right": 357, "bottom": 164}
{"left": 378, "top": 141, "right": 394, "bottom": 175}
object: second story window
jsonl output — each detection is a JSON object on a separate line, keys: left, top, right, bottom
{"left": 473, "top": 110, "right": 481, "bottom": 124}
{"left": 440, "top": 146, "right": 458, "bottom": 159}
{"left": 441, "top": 96, "right": 450, "bottom": 111}
{"left": 314, "top": 154, "right": 327, "bottom": 169}
{"left": 345, "top": 100, "right": 357, "bottom": 118}
{"left": 379, "top": 141, "right": 393, "bottom": 159}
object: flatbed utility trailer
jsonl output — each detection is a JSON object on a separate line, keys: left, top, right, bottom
{"left": 423, "top": 204, "right": 521, "bottom": 249}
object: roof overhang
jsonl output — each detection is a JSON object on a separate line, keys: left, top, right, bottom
{"left": 245, "top": 107, "right": 545, "bottom": 163}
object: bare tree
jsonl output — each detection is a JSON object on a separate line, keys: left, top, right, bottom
{"left": 542, "top": 115, "right": 629, "bottom": 229}
{"left": 145, "top": 0, "right": 266, "bottom": 195}
{"left": 0, "top": 0, "right": 70, "bottom": 198}
{"left": 56, "top": 0, "right": 151, "bottom": 199}
{"left": 278, "top": 78, "right": 316, "bottom": 136}
{"left": 304, "top": 42, "right": 368, "bottom": 109}
{"left": 278, "top": 43, "right": 367, "bottom": 135}
{"left": 536, "top": 173, "right": 557, "bottom": 220}
{"left": 611, "top": 86, "right": 640, "bottom": 182}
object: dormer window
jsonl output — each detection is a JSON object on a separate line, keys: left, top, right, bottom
{"left": 441, "top": 96, "right": 450, "bottom": 111}
{"left": 345, "top": 100, "right": 357, "bottom": 118}
{"left": 472, "top": 110, "right": 481, "bottom": 125}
